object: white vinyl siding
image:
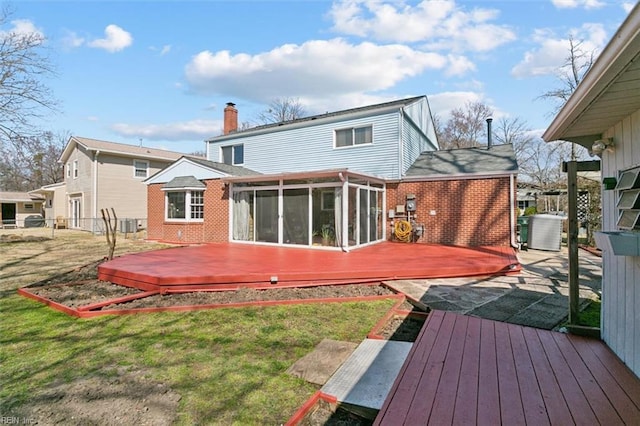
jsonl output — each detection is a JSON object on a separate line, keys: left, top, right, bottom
{"left": 209, "top": 111, "right": 402, "bottom": 179}
{"left": 600, "top": 107, "right": 640, "bottom": 378}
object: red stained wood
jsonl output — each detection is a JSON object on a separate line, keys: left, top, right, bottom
{"left": 376, "top": 311, "right": 640, "bottom": 425}
{"left": 97, "top": 242, "right": 520, "bottom": 291}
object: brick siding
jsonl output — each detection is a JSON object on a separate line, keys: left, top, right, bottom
{"left": 148, "top": 176, "right": 515, "bottom": 246}
{"left": 147, "top": 180, "right": 229, "bottom": 244}
{"left": 387, "top": 177, "right": 515, "bottom": 246}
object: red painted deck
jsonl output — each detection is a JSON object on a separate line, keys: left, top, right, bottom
{"left": 97, "top": 242, "right": 520, "bottom": 291}
{"left": 375, "top": 311, "right": 640, "bottom": 425}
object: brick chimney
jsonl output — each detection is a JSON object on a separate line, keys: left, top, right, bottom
{"left": 223, "top": 102, "right": 238, "bottom": 135}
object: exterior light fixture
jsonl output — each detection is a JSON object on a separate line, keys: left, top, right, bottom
{"left": 591, "top": 138, "right": 615, "bottom": 155}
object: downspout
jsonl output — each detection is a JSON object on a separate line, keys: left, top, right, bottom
{"left": 510, "top": 173, "right": 518, "bottom": 249}
{"left": 398, "top": 108, "right": 404, "bottom": 179}
{"left": 93, "top": 150, "right": 100, "bottom": 233}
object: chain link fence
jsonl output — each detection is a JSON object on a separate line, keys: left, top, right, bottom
{"left": 1, "top": 217, "right": 148, "bottom": 240}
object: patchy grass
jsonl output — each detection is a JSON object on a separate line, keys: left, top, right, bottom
{"left": 0, "top": 230, "right": 397, "bottom": 424}
{"left": 577, "top": 299, "right": 601, "bottom": 328}
{"left": 1, "top": 294, "right": 395, "bottom": 424}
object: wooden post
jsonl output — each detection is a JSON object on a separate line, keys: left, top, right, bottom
{"left": 562, "top": 160, "right": 599, "bottom": 326}
{"left": 566, "top": 161, "right": 580, "bottom": 325}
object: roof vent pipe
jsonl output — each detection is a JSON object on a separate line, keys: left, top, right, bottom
{"left": 486, "top": 117, "right": 493, "bottom": 149}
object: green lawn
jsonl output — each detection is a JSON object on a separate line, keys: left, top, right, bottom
{"left": 1, "top": 291, "right": 395, "bottom": 424}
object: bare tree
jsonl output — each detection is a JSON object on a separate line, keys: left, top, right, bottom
{"left": 0, "top": 6, "right": 57, "bottom": 141}
{"left": 539, "top": 36, "right": 595, "bottom": 112}
{"left": 257, "top": 97, "right": 307, "bottom": 124}
{"left": 0, "top": 130, "right": 67, "bottom": 191}
{"left": 438, "top": 101, "right": 493, "bottom": 149}
{"left": 101, "top": 208, "right": 117, "bottom": 260}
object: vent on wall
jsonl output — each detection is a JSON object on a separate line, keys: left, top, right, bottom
{"left": 616, "top": 166, "right": 640, "bottom": 230}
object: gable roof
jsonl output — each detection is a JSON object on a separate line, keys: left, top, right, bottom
{"left": 59, "top": 136, "right": 197, "bottom": 163}
{"left": 543, "top": 4, "right": 640, "bottom": 147}
{"left": 405, "top": 144, "right": 518, "bottom": 179}
{"left": 162, "top": 176, "right": 207, "bottom": 190}
{"left": 0, "top": 191, "right": 45, "bottom": 202}
{"left": 145, "top": 156, "right": 261, "bottom": 185}
{"left": 186, "top": 157, "right": 261, "bottom": 177}
{"left": 207, "top": 95, "right": 426, "bottom": 142}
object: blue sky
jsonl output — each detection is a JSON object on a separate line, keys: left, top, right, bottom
{"left": 7, "top": 0, "right": 636, "bottom": 154}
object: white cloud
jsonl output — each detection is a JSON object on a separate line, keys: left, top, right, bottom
{"left": 88, "top": 24, "right": 133, "bottom": 52}
{"left": 328, "top": 0, "right": 516, "bottom": 52}
{"left": 551, "top": 0, "right": 605, "bottom": 9}
{"left": 150, "top": 44, "right": 172, "bottom": 56}
{"left": 511, "top": 24, "right": 606, "bottom": 78}
{"left": 110, "top": 119, "right": 221, "bottom": 141}
{"left": 61, "top": 30, "right": 84, "bottom": 49}
{"left": 184, "top": 38, "right": 450, "bottom": 101}
{"left": 427, "top": 91, "right": 485, "bottom": 120}
{"left": 0, "top": 19, "right": 44, "bottom": 39}
{"left": 622, "top": 2, "right": 635, "bottom": 13}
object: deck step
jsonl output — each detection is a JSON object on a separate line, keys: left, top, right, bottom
{"left": 321, "top": 339, "right": 412, "bottom": 414}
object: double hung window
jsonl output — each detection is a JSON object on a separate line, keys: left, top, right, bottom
{"left": 335, "top": 125, "right": 372, "bottom": 148}
{"left": 222, "top": 144, "right": 244, "bottom": 165}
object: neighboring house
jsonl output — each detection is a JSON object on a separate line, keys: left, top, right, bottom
{"left": 148, "top": 96, "right": 519, "bottom": 249}
{"left": 0, "top": 191, "right": 45, "bottom": 228}
{"left": 40, "top": 136, "right": 193, "bottom": 232}
{"left": 543, "top": 3, "right": 640, "bottom": 377}
{"left": 30, "top": 182, "right": 66, "bottom": 228}
{"left": 517, "top": 183, "right": 539, "bottom": 214}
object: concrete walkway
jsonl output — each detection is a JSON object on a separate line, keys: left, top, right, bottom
{"left": 385, "top": 247, "right": 601, "bottom": 330}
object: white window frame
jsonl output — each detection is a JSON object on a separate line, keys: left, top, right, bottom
{"left": 334, "top": 125, "right": 373, "bottom": 148}
{"left": 133, "top": 159, "right": 149, "bottom": 179}
{"left": 221, "top": 144, "right": 244, "bottom": 165}
{"left": 73, "top": 160, "right": 78, "bottom": 179}
{"left": 66, "top": 163, "right": 71, "bottom": 178}
{"left": 164, "top": 189, "right": 205, "bottom": 222}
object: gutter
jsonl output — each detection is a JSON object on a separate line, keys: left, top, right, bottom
{"left": 510, "top": 174, "right": 518, "bottom": 249}
{"left": 388, "top": 170, "right": 517, "bottom": 183}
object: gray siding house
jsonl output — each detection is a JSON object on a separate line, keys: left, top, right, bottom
{"left": 48, "top": 137, "right": 192, "bottom": 232}
{"left": 543, "top": 3, "right": 640, "bottom": 378}
{"left": 205, "top": 96, "right": 438, "bottom": 179}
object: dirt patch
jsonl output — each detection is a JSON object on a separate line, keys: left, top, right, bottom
{"left": 300, "top": 399, "right": 373, "bottom": 426}
{"left": 15, "top": 367, "right": 181, "bottom": 426}
{"left": 378, "top": 315, "right": 426, "bottom": 341}
{"left": 19, "top": 258, "right": 426, "bottom": 425}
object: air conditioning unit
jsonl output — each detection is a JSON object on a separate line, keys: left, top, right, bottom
{"left": 119, "top": 219, "right": 136, "bottom": 233}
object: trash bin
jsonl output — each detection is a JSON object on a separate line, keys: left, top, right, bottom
{"left": 527, "top": 214, "right": 565, "bottom": 251}
{"left": 517, "top": 216, "right": 529, "bottom": 246}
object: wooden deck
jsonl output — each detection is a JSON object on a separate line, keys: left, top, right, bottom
{"left": 375, "top": 310, "right": 640, "bottom": 425}
{"left": 97, "top": 242, "right": 520, "bottom": 292}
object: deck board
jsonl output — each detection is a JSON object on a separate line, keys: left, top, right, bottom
{"left": 375, "top": 311, "right": 640, "bottom": 425}
{"left": 452, "top": 315, "right": 481, "bottom": 426}
{"left": 495, "top": 321, "right": 526, "bottom": 425}
{"left": 97, "top": 242, "right": 520, "bottom": 291}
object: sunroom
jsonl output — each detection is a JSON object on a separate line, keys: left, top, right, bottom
{"left": 224, "top": 169, "right": 386, "bottom": 250}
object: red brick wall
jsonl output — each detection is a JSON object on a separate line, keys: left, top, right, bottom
{"left": 147, "top": 180, "right": 229, "bottom": 244}
{"left": 387, "top": 177, "right": 515, "bottom": 246}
